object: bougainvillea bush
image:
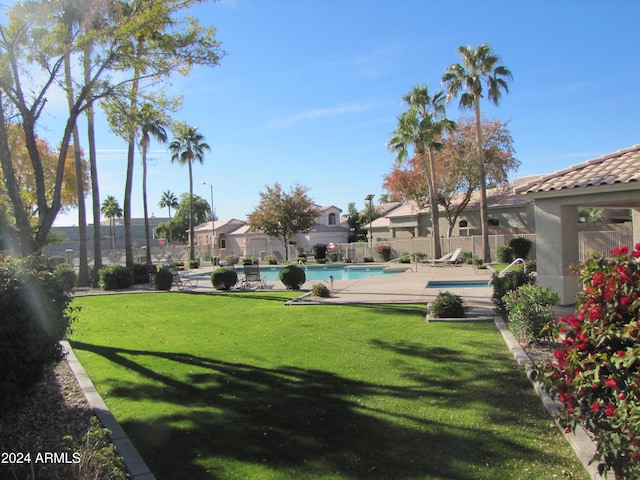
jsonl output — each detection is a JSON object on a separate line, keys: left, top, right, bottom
{"left": 538, "top": 244, "right": 640, "bottom": 478}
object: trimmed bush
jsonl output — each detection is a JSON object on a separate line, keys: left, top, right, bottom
{"left": 154, "top": 267, "right": 174, "bottom": 291}
{"left": 497, "top": 245, "right": 514, "bottom": 263}
{"left": 189, "top": 259, "right": 200, "bottom": 269}
{"left": 211, "top": 268, "right": 238, "bottom": 290}
{"left": 508, "top": 236, "right": 533, "bottom": 260}
{"left": 311, "top": 283, "right": 331, "bottom": 298}
{"left": 431, "top": 291, "right": 464, "bottom": 318}
{"left": 266, "top": 256, "right": 278, "bottom": 265}
{"left": 54, "top": 264, "right": 76, "bottom": 292}
{"left": 133, "top": 263, "right": 156, "bottom": 284}
{"left": 0, "top": 255, "right": 76, "bottom": 413}
{"left": 328, "top": 251, "right": 340, "bottom": 262}
{"left": 224, "top": 255, "right": 239, "bottom": 266}
{"left": 99, "top": 265, "right": 133, "bottom": 290}
{"left": 279, "top": 265, "right": 306, "bottom": 289}
{"left": 491, "top": 269, "right": 536, "bottom": 317}
{"left": 504, "top": 284, "right": 559, "bottom": 342}
{"left": 313, "top": 244, "right": 327, "bottom": 261}
{"left": 47, "top": 255, "right": 66, "bottom": 268}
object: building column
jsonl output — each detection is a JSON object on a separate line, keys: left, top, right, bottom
{"left": 632, "top": 209, "right": 640, "bottom": 247}
{"left": 534, "top": 200, "right": 580, "bottom": 305}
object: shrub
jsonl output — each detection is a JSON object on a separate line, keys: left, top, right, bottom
{"left": 538, "top": 245, "right": 640, "bottom": 479}
{"left": 296, "top": 255, "right": 307, "bottom": 264}
{"left": 154, "top": 267, "right": 174, "bottom": 291}
{"left": 72, "top": 417, "right": 128, "bottom": 480}
{"left": 504, "top": 284, "right": 559, "bottom": 342}
{"left": 133, "top": 263, "right": 156, "bottom": 284}
{"left": 211, "top": 268, "right": 238, "bottom": 290}
{"left": 497, "top": 245, "right": 514, "bottom": 263}
{"left": 376, "top": 244, "right": 392, "bottom": 262}
{"left": 430, "top": 291, "right": 464, "bottom": 318}
{"left": 460, "top": 251, "right": 473, "bottom": 265}
{"left": 311, "top": 283, "right": 331, "bottom": 298}
{"left": 279, "top": 265, "right": 306, "bottom": 289}
{"left": 399, "top": 251, "right": 412, "bottom": 263}
{"left": 328, "top": 251, "right": 340, "bottom": 262}
{"left": 313, "top": 244, "right": 327, "bottom": 261}
{"left": 0, "top": 255, "right": 76, "bottom": 413}
{"left": 266, "top": 256, "right": 278, "bottom": 265}
{"left": 54, "top": 264, "right": 76, "bottom": 292}
{"left": 508, "top": 236, "right": 533, "bottom": 260}
{"left": 189, "top": 259, "right": 200, "bottom": 269}
{"left": 363, "top": 256, "right": 374, "bottom": 263}
{"left": 491, "top": 269, "right": 536, "bottom": 317}
{"left": 99, "top": 265, "right": 133, "bottom": 290}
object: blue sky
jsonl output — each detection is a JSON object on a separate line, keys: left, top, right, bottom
{"left": 30, "top": 0, "right": 640, "bottom": 226}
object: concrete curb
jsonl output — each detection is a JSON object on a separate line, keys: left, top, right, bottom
{"left": 61, "top": 341, "right": 156, "bottom": 480}
{"left": 493, "top": 318, "right": 605, "bottom": 480}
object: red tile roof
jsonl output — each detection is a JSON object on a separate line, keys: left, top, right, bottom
{"left": 515, "top": 145, "right": 640, "bottom": 194}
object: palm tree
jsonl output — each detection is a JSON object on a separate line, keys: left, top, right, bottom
{"left": 442, "top": 43, "right": 512, "bottom": 263}
{"left": 169, "top": 124, "right": 211, "bottom": 261}
{"left": 101, "top": 196, "right": 122, "bottom": 250}
{"left": 387, "top": 84, "right": 455, "bottom": 259}
{"left": 138, "top": 103, "right": 168, "bottom": 265}
{"left": 159, "top": 190, "right": 179, "bottom": 243}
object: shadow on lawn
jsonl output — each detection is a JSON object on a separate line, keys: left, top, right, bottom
{"left": 70, "top": 340, "right": 570, "bottom": 480}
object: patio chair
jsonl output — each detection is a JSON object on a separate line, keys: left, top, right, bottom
{"left": 422, "top": 247, "right": 463, "bottom": 266}
{"left": 172, "top": 269, "right": 198, "bottom": 290}
{"left": 241, "top": 264, "right": 266, "bottom": 289}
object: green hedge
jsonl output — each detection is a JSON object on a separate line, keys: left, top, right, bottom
{"left": 0, "top": 256, "right": 76, "bottom": 413}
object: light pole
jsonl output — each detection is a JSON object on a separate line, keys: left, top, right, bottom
{"left": 364, "top": 194, "right": 374, "bottom": 247}
{"left": 202, "top": 182, "right": 215, "bottom": 263}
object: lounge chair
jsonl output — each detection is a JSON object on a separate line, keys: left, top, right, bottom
{"left": 172, "top": 270, "right": 198, "bottom": 290}
{"left": 422, "top": 247, "right": 463, "bottom": 266}
{"left": 241, "top": 264, "right": 266, "bottom": 289}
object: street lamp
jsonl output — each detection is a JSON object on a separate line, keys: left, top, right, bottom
{"left": 202, "top": 182, "right": 215, "bottom": 263}
{"left": 364, "top": 194, "right": 374, "bottom": 246}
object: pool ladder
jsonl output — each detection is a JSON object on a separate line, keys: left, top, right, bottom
{"left": 487, "top": 258, "right": 527, "bottom": 285}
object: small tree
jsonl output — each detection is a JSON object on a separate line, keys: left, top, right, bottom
{"left": 247, "top": 183, "right": 320, "bottom": 260}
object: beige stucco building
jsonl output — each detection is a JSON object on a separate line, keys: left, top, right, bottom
{"left": 515, "top": 144, "right": 640, "bottom": 304}
{"left": 193, "top": 205, "right": 348, "bottom": 260}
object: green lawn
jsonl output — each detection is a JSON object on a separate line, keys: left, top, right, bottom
{"left": 70, "top": 292, "right": 586, "bottom": 480}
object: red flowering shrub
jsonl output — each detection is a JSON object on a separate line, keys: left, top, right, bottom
{"left": 538, "top": 244, "right": 640, "bottom": 478}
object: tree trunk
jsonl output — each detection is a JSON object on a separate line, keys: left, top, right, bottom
{"left": 188, "top": 159, "right": 195, "bottom": 261}
{"left": 142, "top": 142, "right": 152, "bottom": 265}
{"left": 474, "top": 97, "right": 490, "bottom": 263}
{"left": 85, "top": 43, "right": 102, "bottom": 285}
{"left": 425, "top": 148, "right": 442, "bottom": 259}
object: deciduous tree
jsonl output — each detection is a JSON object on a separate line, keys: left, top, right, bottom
{"left": 247, "top": 183, "right": 320, "bottom": 260}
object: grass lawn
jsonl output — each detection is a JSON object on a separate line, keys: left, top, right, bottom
{"left": 69, "top": 292, "right": 586, "bottom": 480}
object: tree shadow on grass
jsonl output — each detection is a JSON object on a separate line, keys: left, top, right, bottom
{"left": 70, "top": 340, "right": 575, "bottom": 480}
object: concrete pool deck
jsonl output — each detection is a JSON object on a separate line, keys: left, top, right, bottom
{"left": 185, "top": 264, "right": 496, "bottom": 316}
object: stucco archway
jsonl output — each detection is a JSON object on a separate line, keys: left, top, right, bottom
{"left": 517, "top": 145, "right": 640, "bottom": 305}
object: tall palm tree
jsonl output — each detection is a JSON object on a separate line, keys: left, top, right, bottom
{"left": 138, "top": 103, "right": 168, "bottom": 265}
{"left": 168, "top": 124, "right": 211, "bottom": 261}
{"left": 159, "top": 190, "right": 179, "bottom": 243}
{"left": 442, "top": 43, "right": 512, "bottom": 263}
{"left": 387, "top": 84, "right": 455, "bottom": 259}
{"left": 101, "top": 196, "right": 122, "bottom": 250}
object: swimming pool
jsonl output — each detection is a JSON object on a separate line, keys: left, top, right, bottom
{"left": 426, "top": 280, "right": 491, "bottom": 288}
{"left": 216, "top": 265, "right": 407, "bottom": 282}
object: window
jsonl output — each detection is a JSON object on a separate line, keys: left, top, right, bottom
{"left": 459, "top": 220, "right": 468, "bottom": 228}
{"left": 328, "top": 213, "right": 336, "bottom": 225}
{"left": 488, "top": 218, "right": 500, "bottom": 227}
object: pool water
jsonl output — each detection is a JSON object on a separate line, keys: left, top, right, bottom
{"left": 216, "top": 265, "right": 407, "bottom": 282}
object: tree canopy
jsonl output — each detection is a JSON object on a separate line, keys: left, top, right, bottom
{"left": 247, "top": 183, "right": 320, "bottom": 260}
